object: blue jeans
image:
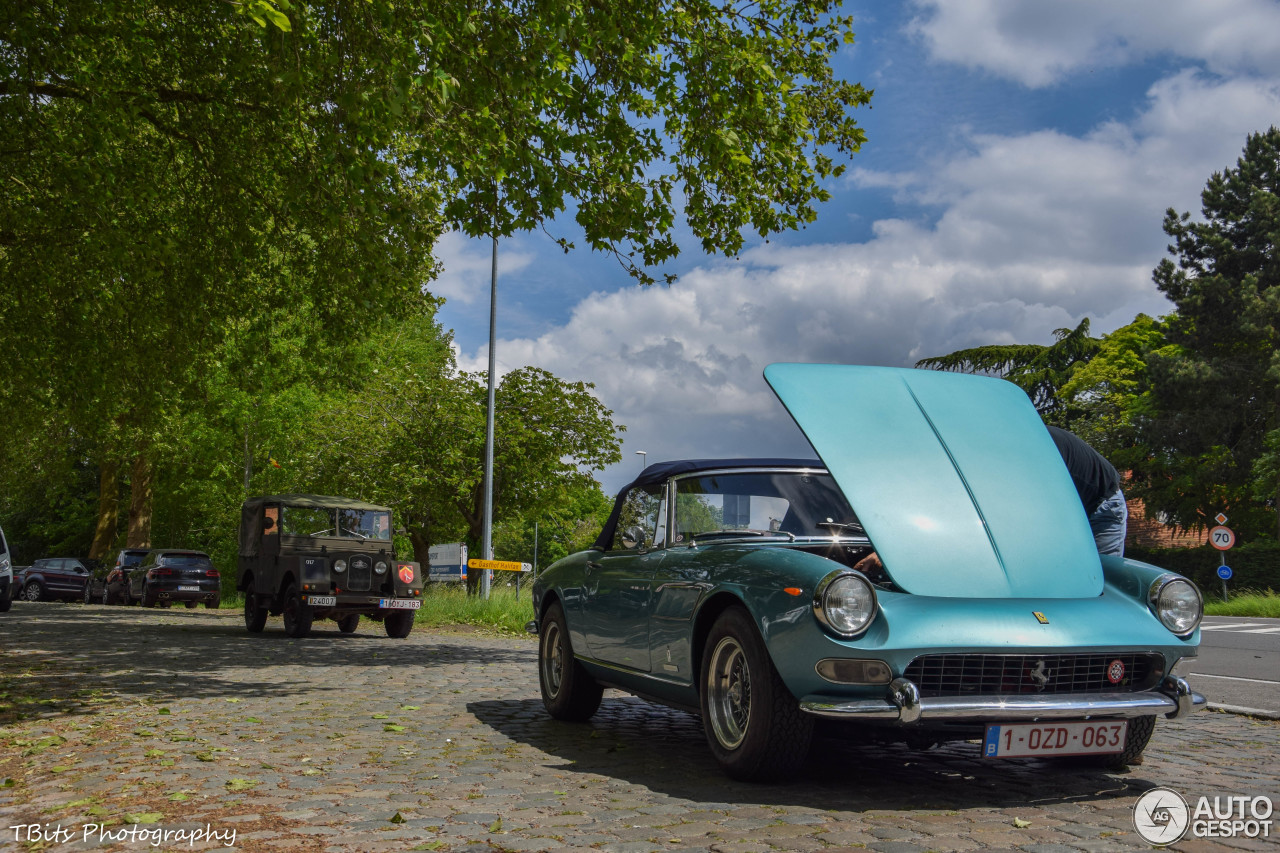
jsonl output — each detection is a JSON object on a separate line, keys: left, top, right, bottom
{"left": 1089, "top": 488, "right": 1128, "bottom": 556}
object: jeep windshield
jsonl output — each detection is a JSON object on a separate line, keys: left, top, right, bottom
{"left": 280, "top": 506, "right": 391, "bottom": 540}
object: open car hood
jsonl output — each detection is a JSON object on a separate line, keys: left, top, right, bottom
{"left": 764, "top": 364, "right": 1103, "bottom": 598}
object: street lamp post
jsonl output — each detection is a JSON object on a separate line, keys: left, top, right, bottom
{"left": 636, "top": 450, "right": 647, "bottom": 471}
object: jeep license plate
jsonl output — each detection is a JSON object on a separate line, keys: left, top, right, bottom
{"left": 178, "top": 585, "right": 200, "bottom": 592}
{"left": 379, "top": 599, "right": 421, "bottom": 610}
{"left": 307, "top": 595, "right": 337, "bottom": 607}
{"left": 983, "top": 720, "right": 1127, "bottom": 758}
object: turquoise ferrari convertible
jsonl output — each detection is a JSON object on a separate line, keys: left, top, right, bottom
{"left": 530, "top": 365, "right": 1205, "bottom": 781}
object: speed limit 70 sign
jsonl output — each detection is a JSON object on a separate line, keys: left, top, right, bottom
{"left": 1209, "top": 525, "right": 1235, "bottom": 551}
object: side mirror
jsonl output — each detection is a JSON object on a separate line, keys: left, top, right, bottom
{"left": 620, "top": 526, "right": 647, "bottom": 550}
{"left": 262, "top": 516, "right": 276, "bottom": 531}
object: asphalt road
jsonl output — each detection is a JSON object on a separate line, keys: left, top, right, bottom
{"left": 1186, "top": 615, "right": 1280, "bottom": 718}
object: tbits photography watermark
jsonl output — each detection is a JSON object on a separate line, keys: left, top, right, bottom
{"left": 1133, "top": 787, "right": 1274, "bottom": 845}
{"left": 9, "top": 821, "right": 236, "bottom": 847}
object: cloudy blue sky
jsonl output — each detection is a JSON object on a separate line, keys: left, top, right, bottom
{"left": 434, "top": 0, "right": 1280, "bottom": 496}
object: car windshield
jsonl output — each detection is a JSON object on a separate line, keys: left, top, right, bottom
{"left": 279, "top": 506, "right": 390, "bottom": 539}
{"left": 674, "top": 471, "right": 861, "bottom": 541}
{"left": 337, "top": 509, "right": 391, "bottom": 540}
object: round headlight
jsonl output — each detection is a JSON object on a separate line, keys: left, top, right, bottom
{"left": 813, "top": 571, "right": 878, "bottom": 637}
{"left": 333, "top": 559, "right": 347, "bottom": 573}
{"left": 374, "top": 560, "right": 389, "bottom": 575}
{"left": 1149, "top": 575, "right": 1202, "bottom": 636}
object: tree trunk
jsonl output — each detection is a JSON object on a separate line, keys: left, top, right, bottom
{"left": 88, "top": 460, "right": 120, "bottom": 560}
{"left": 409, "top": 528, "right": 432, "bottom": 570}
{"left": 126, "top": 453, "right": 154, "bottom": 548}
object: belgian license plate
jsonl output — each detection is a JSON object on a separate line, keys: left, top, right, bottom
{"left": 379, "top": 599, "right": 421, "bottom": 610}
{"left": 307, "top": 595, "right": 337, "bottom": 607}
{"left": 178, "top": 585, "right": 200, "bottom": 592}
{"left": 983, "top": 720, "right": 1127, "bottom": 758}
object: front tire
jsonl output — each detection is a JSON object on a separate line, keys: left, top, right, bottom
{"left": 337, "top": 614, "right": 360, "bottom": 634}
{"left": 23, "top": 581, "right": 45, "bottom": 602}
{"left": 538, "top": 600, "right": 603, "bottom": 721}
{"left": 83, "top": 583, "right": 94, "bottom": 604}
{"left": 243, "top": 587, "right": 268, "bottom": 633}
{"left": 1095, "top": 715, "right": 1155, "bottom": 770}
{"left": 0, "top": 583, "right": 11, "bottom": 612}
{"left": 700, "top": 606, "right": 813, "bottom": 782}
{"left": 282, "top": 582, "right": 313, "bottom": 638}
{"left": 384, "top": 611, "right": 413, "bottom": 638}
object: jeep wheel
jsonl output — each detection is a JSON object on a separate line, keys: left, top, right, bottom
{"left": 384, "top": 611, "right": 413, "bottom": 639}
{"left": 101, "top": 586, "right": 112, "bottom": 606}
{"left": 243, "top": 588, "right": 268, "bottom": 633}
{"left": 337, "top": 614, "right": 360, "bottom": 634}
{"left": 282, "top": 582, "right": 313, "bottom": 638}
{"left": 23, "top": 581, "right": 45, "bottom": 602}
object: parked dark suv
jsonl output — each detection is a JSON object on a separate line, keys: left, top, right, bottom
{"left": 18, "top": 558, "right": 93, "bottom": 602}
{"left": 102, "top": 548, "right": 151, "bottom": 605}
{"left": 237, "top": 494, "right": 424, "bottom": 638}
{"left": 128, "top": 550, "right": 221, "bottom": 608}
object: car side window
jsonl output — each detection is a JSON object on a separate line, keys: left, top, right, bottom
{"left": 612, "top": 486, "right": 663, "bottom": 551}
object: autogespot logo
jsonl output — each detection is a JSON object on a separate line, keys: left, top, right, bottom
{"left": 1134, "top": 787, "right": 1191, "bottom": 845}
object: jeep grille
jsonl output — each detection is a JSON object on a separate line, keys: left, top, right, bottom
{"left": 347, "top": 555, "right": 372, "bottom": 592}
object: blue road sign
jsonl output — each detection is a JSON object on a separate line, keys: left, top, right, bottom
{"left": 1217, "top": 565, "right": 1233, "bottom": 580}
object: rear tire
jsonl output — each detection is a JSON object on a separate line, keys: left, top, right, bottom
{"left": 184, "top": 601, "right": 198, "bottom": 609}
{"left": 538, "top": 600, "right": 603, "bottom": 721}
{"left": 337, "top": 614, "right": 360, "bottom": 634}
{"left": 282, "top": 582, "right": 313, "bottom": 638}
{"left": 700, "top": 606, "right": 813, "bottom": 782}
{"left": 206, "top": 598, "right": 220, "bottom": 609}
{"left": 83, "top": 583, "right": 94, "bottom": 604}
{"left": 243, "top": 587, "right": 268, "bottom": 633}
{"left": 384, "top": 611, "right": 413, "bottom": 638}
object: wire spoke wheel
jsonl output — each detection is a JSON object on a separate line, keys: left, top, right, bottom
{"left": 541, "top": 620, "right": 565, "bottom": 699}
{"left": 706, "top": 635, "right": 752, "bottom": 750}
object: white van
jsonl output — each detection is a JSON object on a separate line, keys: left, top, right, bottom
{"left": 0, "top": 523, "right": 12, "bottom": 611}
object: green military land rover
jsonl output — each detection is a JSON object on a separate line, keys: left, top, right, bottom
{"left": 237, "top": 494, "right": 424, "bottom": 638}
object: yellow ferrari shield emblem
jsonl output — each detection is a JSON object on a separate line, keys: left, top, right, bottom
{"left": 1033, "top": 611, "right": 1049, "bottom": 624}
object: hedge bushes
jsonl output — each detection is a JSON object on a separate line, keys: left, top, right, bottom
{"left": 1126, "top": 540, "right": 1280, "bottom": 597}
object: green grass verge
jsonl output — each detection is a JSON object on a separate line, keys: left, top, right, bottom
{"left": 1204, "top": 588, "right": 1280, "bottom": 618}
{"left": 218, "top": 583, "right": 536, "bottom": 635}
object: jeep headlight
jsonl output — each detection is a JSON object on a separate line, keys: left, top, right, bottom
{"left": 333, "top": 559, "right": 347, "bottom": 573}
{"left": 1149, "top": 574, "right": 1202, "bottom": 637}
{"left": 813, "top": 571, "right": 877, "bottom": 637}
{"left": 374, "top": 560, "right": 388, "bottom": 575}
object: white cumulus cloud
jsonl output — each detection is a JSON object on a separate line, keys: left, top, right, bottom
{"left": 909, "top": 0, "right": 1280, "bottom": 87}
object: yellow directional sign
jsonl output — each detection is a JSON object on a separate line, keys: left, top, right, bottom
{"left": 467, "top": 558, "right": 532, "bottom": 573}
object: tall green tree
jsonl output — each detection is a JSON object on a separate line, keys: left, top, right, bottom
{"left": 306, "top": 317, "right": 623, "bottom": 580}
{"left": 1, "top": 0, "right": 870, "bottom": 546}
{"left": 1137, "top": 127, "right": 1280, "bottom": 538}
{"left": 916, "top": 318, "right": 1101, "bottom": 422}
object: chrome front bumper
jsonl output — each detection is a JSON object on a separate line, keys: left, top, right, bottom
{"left": 800, "top": 676, "right": 1206, "bottom": 723}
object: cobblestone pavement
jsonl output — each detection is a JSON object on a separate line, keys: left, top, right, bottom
{"left": 1, "top": 603, "right": 1277, "bottom": 853}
